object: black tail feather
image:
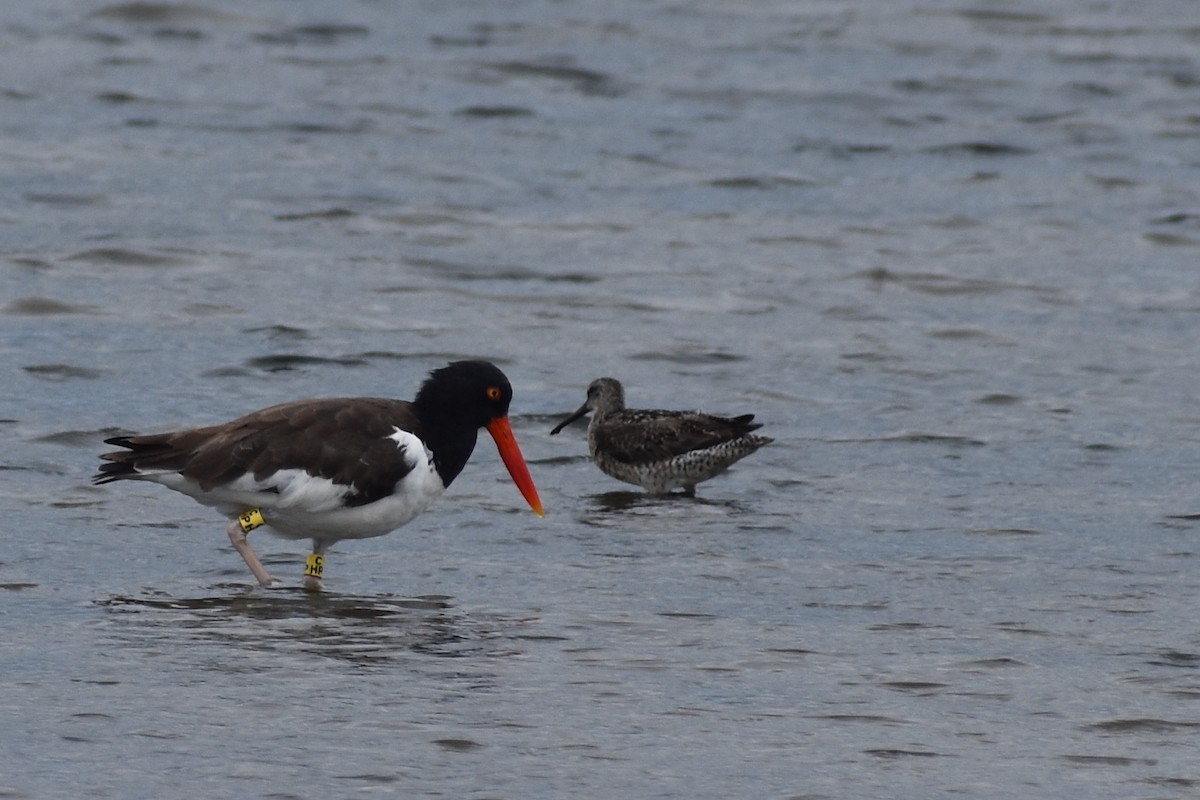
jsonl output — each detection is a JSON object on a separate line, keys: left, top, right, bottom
{"left": 93, "top": 433, "right": 178, "bottom": 484}
{"left": 728, "top": 414, "right": 762, "bottom": 435}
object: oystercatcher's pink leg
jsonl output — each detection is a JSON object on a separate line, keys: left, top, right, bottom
{"left": 226, "top": 513, "right": 275, "bottom": 587}
{"left": 303, "top": 540, "right": 326, "bottom": 593}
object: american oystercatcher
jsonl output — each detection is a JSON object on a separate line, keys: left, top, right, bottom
{"left": 95, "top": 360, "right": 544, "bottom": 589}
{"left": 549, "top": 377, "right": 772, "bottom": 496}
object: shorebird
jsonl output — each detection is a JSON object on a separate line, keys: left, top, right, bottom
{"left": 549, "top": 377, "right": 772, "bottom": 496}
{"left": 95, "top": 360, "right": 543, "bottom": 589}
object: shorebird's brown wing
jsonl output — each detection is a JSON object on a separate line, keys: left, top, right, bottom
{"left": 96, "top": 398, "right": 427, "bottom": 506}
{"left": 594, "top": 410, "right": 762, "bottom": 464}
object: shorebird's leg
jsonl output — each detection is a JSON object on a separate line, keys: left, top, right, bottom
{"left": 227, "top": 509, "right": 275, "bottom": 587}
{"left": 303, "top": 539, "right": 327, "bottom": 592}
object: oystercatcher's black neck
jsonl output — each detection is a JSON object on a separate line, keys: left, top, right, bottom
{"left": 412, "top": 408, "right": 477, "bottom": 488}
{"left": 411, "top": 360, "right": 514, "bottom": 487}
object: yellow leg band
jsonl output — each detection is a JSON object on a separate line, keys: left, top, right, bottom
{"left": 304, "top": 553, "right": 324, "bottom": 579}
{"left": 237, "top": 508, "right": 265, "bottom": 533}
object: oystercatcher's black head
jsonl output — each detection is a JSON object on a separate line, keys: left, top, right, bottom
{"left": 416, "top": 360, "right": 544, "bottom": 517}
{"left": 415, "top": 360, "right": 514, "bottom": 428}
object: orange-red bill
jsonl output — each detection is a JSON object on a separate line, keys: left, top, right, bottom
{"left": 486, "top": 416, "right": 544, "bottom": 517}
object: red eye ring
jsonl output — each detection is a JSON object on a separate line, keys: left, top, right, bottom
{"left": 485, "top": 386, "right": 502, "bottom": 401}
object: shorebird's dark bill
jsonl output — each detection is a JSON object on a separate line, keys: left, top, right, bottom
{"left": 549, "top": 403, "right": 589, "bottom": 435}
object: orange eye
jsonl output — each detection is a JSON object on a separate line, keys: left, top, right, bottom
{"left": 485, "top": 386, "right": 502, "bottom": 401}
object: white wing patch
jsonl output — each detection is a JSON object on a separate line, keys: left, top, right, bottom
{"left": 226, "top": 469, "right": 352, "bottom": 513}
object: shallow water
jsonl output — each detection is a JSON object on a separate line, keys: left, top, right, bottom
{"left": 3, "top": 0, "right": 1200, "bottom": 797}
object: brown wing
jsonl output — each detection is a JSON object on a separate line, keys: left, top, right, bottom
{"left": 593, "top": 410, "right": 762, "bottom": 463}
{"left": 96, "top": 398, "right": 425, "bottom": 506}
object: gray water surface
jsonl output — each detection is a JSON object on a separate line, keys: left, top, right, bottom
{"left": 3, "top": 1, "right": 1200, "bottom": 797}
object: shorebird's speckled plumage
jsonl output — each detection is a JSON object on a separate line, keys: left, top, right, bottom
{"left": 550, "top": 377, "right": 772, "bottom": 495}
